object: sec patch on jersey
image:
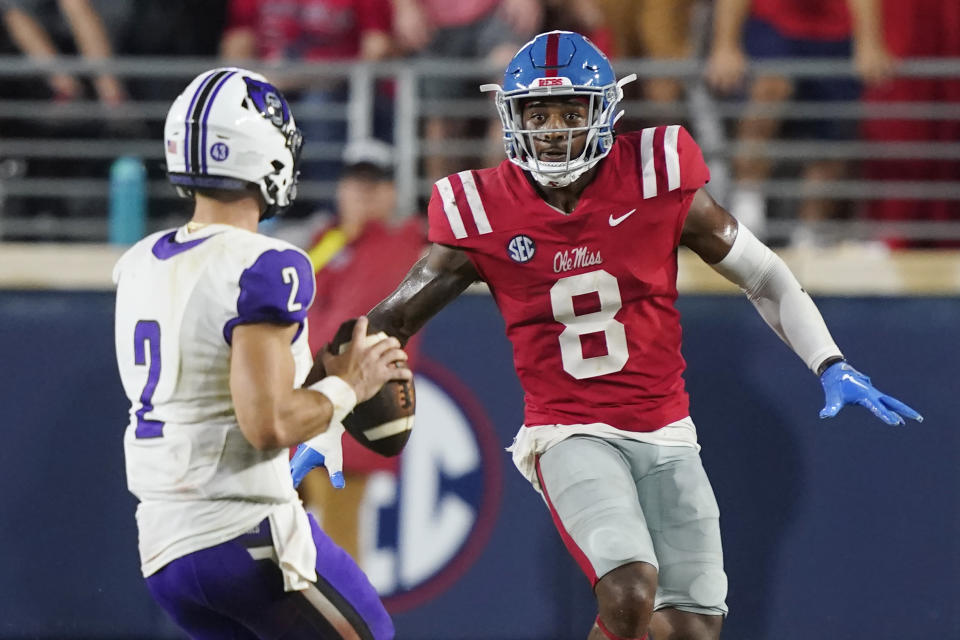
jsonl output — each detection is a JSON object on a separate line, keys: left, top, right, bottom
{"left": 305, "top": 319, "right": 415, "bottom": 457}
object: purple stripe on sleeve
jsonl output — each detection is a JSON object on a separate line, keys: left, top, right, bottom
{"left": 200, "top": 71, "right": 237, "bottom": 174}
{"left": 183, "top": 71, "right": 215, "bottom": 172}
{"left": 223, "top": 249, "right": 315, "bottom": 345}
{"left": 151, "top": 230, "right": 216, "bottom": 260}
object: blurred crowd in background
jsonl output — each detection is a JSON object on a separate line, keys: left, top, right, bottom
{"left": 0, "top": 0, "right": 957, "bottom": 248}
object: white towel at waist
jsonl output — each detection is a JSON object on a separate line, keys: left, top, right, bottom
{"left": 507, "top": 417, "right": 700, "bottom": 493}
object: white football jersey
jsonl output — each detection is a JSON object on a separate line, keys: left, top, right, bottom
{"left": 114, "top": 223, "right": 316, "bottom": 579}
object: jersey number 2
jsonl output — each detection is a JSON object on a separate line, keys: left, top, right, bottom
{"left": 282, "top": 266, "right": 303, "bottom": 312}
{"left": 134, "top": 320, "right": 164, "bottom": 438}
{"left": 550, "top": 270, "right": 628, "bottom": 379}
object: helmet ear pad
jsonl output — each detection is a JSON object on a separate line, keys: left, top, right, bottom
{"left": 163, "top": 67, "right": 303, "bottom": 218}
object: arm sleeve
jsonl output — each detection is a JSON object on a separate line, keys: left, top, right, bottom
{"left": 710, "top": 223, "right": 843, "bottom": 373}
{"left": 223, "top": 248, "right": 316, "bottom": 344}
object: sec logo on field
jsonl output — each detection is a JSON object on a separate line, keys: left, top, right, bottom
{"left": 358, "top": 363, "right": 501, "bottom": 612}
{"left": 507, "top": 235, "right": 535, "bottom": 263}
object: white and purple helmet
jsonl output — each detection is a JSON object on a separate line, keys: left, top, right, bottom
{"left": 164, "top": 67, "right": 303, "bottom": 219}
{"left": 482, "top": 31, "right": 636, "bottom": 188}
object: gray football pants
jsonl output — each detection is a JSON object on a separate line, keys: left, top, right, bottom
{"left": 536, "top": 435, "right": 728, "bottom": 616}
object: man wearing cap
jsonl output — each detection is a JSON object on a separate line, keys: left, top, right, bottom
{"left": 301, "top": 139, "right": 426, "bottom": 562}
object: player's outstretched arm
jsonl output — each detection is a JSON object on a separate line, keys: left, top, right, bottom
{"left": 291, "top": 248, "right": 474, "bottom": 488}
{"left": 680, "top": 188, "right": 922, "bottom": 425}
{"left": 299, "top": 241, "right": 462, "bottom": 386}
{"left": 291, "top": 317, "right": 414, "bottom": 489}
{"left": 366, "top": 242, "right": 480, "bottom": 344}
{"left": 231, "top": 318, "right": 411, "bottom": 451}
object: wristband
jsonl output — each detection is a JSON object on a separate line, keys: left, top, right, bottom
{"left": 816, "top": 356, "right": 846, "bottom": 378}
{"left": 309, "top": 375, "right": 357, "bottom": 423}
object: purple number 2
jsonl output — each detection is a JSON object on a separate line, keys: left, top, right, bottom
{"left": 133, "top": 320, "right": 164, "bottom": 438}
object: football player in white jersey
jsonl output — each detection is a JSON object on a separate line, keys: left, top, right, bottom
{"left": 114, "top": 67, "right": 407, "bottom": 639}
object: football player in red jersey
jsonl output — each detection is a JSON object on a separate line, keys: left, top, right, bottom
{"left": 292, "top": 31, "right": 921, "bottom": 640}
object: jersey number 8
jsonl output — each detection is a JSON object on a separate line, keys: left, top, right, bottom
{"left": 550, "top": 270, "right": 628, "bottom": 380}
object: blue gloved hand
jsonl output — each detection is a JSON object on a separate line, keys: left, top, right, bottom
{"left": 819, "top": 362, "right": 923, "bottom": 426}
{"left": 290, "top": 421, "right": 346, "bottom": 489}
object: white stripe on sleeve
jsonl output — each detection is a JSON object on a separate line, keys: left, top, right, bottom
{"left": 435, "top": 177, "right": 467, "bottom": 239}
{"left": 457, "top": 171, "right": 492, "bottom": 234}
{"left": 664, "top": 125, "right": 680, "bottom": 192}
{"left": 640, "top": 127, "right": 657, "bottom": 199}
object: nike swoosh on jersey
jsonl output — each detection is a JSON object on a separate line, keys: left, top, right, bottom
{"left": 608, "top": 209, "right": 637, "bottom": 226}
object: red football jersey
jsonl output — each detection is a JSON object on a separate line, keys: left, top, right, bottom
{"left": 427, "top": 126, "right": 710, "bottom": 433}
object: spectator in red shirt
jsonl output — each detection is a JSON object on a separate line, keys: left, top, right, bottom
{"left": 861, "top": 0, "right": 960, "bottom": 247}
{"left": 221, "top": 0, "right": 395, "bottom": 193}
{"left": 706, "top": 0, "right": 893, "bottom": 246}
{"left": 300, "top": 139, "right": 426, "bottom": 563}
{"left": 221, "top": 0, "right": 392, "bottom": 62}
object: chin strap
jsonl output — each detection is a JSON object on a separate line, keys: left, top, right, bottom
{"left": 529, "top": 160, "right": 596, "bottom": 188}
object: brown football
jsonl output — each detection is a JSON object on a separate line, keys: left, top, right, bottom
{"left": 304, "top": 319, "right": 415, "bottom": 457}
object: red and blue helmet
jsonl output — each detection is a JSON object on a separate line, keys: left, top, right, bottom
{"left": 481, "top": 31, "right": 636, "bottom": 187}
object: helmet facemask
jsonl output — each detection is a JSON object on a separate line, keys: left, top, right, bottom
{"left": 259, "top": 125, "right": 303, "bottom": 220}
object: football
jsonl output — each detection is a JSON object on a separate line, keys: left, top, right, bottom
{"left": 304, "top": 319, "right": 415, "bottom": 457}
